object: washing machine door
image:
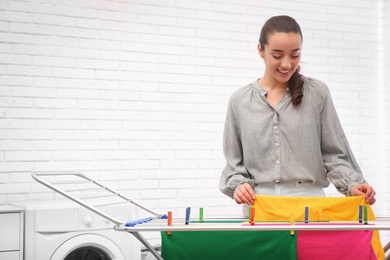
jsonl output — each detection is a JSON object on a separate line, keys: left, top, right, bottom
{"left": 51, "top": 234, "right": 125, "bottom": 260}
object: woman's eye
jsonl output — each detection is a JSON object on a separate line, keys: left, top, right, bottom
{"left": 291, "top": 55, "right": 300, "bottom": 59}
{"left": 273, "top": 56, "right": 282, "bottom": 60}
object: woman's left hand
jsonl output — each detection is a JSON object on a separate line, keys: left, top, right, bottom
{"left": 350, "top": 183, "right": 376, "bottom": 205}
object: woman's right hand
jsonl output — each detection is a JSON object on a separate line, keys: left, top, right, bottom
{"left": 234, "top": 183, "right": 256, "bottom": 205}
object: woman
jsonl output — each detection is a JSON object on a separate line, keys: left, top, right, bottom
{"left": 219, "top": 15, "right": 376, "bottom": 208}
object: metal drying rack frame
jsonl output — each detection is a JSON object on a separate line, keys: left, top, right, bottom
{"left": 31, "top": 171, "right": 165, "bottom": 260}
{"left": 32, "top": 171, "right": 390, "bottom": 260}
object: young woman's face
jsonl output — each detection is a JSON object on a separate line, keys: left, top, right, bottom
{"left": 258, "top": 32, "right": 302, "bottom": 84}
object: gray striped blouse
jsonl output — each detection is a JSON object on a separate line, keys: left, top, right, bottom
{"left": 219, "top": 76, "right": 366, "bottom": 199}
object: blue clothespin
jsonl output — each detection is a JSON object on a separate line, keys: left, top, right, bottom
{"left": 358, "top": 205, "right": 363, "bottom": 223}
{"left": 125, "top": 217, "right": 153, "bottom": 227}
{"left": 185, "top": 207, "right": 191, "bottom": 225}
{"left": 304, "top": 206, "right": 309, "bottom": 223}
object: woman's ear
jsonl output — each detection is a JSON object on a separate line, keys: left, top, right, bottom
{"left": 257, "top": 43, "right": 264, "bottom": 58}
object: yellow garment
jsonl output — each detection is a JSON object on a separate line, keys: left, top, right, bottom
{"left": 253, "top": 195, "right": 385, "bottom": 260}
{"left": 253, "top": 195, "right": 374, "bottom": 222}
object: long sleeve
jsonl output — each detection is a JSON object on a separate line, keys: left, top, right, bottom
{"left": 316, "top": 80, "right": 366, "bottom": 195}
{"left": 219, "top": 93, "right": 254, "bottom": 199}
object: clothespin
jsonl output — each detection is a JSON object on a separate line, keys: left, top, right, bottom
{"left": 304, "top": 206, "right": 309, "bottom": 223}
{"left": 167, "top": 211, "right": 172, "bottom": 235}
{"left": 185, "top": 207, "right": 191, "bottom": 225}
{"left": 364, "top": 205, "right": 368, "bottom": 225}
{"left": 250, "top": 207, "right": 255, "bottom": 225}
{"left": 199, "top": 208, "right": 203, "bottom": 223}
{"left": 358, "top": 205, "right": 363, "bottom": 223}
{"left": 318, "top": 207, "right": 323, "bottom": 222}
{"left": 290, "top": 211, "right": 295, "bottom": 236}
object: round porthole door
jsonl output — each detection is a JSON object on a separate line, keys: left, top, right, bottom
{"left": 64, "top": 246, "right": 111, "bottom": 260}
{"left": 50, "top": 234, "right": 125, "bottom": 260}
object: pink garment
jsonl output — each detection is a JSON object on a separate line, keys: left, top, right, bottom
{"left": 297, "top": 230, "right": 377, "bottom": 260}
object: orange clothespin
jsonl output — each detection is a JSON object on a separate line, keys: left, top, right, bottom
{"left": 167, "top": 211, "right": 172, "bottom": 235}
{"left": 250, "top": 207, "right": 255, "bottom": 225}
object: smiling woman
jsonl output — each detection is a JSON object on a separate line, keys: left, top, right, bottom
{"left": 219, "top": 15, "right": 377, "bottom": 212}
{"left": 258, "top": 15, "right": 304, "bottom": 108}
{"left": 257, "top": 32, "right": 302, "bottom": 107}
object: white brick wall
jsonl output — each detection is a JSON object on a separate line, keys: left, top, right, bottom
{"left": 1, "top": 0, "right": 389, "bottom": 226}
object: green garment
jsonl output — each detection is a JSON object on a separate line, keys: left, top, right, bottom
{"left": 161, "top": 230, "right": 297, "bottom": 260}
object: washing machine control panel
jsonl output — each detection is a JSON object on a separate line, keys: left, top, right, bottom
{"left": 78, "top": 205, "right": 135, "bottom": 230}
{"left": 31, "top": 203, "right": 136, "bottom": 232}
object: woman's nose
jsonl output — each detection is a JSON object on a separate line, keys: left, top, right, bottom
{"left": 281, "top": 57, "right": 292, "bottom": 69}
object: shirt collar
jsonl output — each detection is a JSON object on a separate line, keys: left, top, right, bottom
{"left": 253, "top": 79, "right": 291, "bottom": 98}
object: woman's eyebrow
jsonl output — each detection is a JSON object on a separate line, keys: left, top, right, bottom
{"left": 271, "top": 48, "right": 301, "bottom": 53}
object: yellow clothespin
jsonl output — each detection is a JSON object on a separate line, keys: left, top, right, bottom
{"left": 318, "top": 207, "right": 323, "bottom": 222}
{"left": 290, "top": 211, "right": 295, "bottom": 235}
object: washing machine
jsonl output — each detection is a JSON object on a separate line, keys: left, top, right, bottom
{"left": 14, "top": 201, "right": 141, "bottom": 260}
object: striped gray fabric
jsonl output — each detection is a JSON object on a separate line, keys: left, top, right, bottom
{"left": 219, "top": 76, "right": 366, "bottom": 199}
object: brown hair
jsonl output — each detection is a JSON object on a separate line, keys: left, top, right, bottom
{"left": 259, "top": 15, "right": 304, "bottom": 107}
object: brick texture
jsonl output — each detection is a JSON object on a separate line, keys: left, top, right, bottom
{"left": 0, "top": 1, "right": 389, "bottom": 220}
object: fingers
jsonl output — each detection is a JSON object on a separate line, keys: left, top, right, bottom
{"left": 234, "top": 183, "right": 255, "bottom": 205}
{"left": 351, "top": 184, "right": 376, "bottom": 205}
{"left": 364, "top": 186, "right": 376, "bottom": 205}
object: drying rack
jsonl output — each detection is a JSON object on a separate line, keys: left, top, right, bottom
{"left": 31, "top": 171, "right": 166, "bottom": 260}
{"left": 32, "top": 172, "right": 390, "bottom": 260}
